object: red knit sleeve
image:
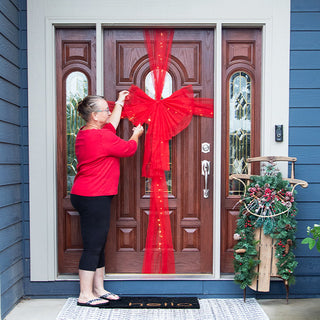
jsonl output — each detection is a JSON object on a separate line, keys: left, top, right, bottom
{"left": 101, "top": 130, "right": 137, "bottom": 158}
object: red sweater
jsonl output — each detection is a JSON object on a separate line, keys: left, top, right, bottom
{"left": 71, "top": 123, "right": 137, "bottom": 196}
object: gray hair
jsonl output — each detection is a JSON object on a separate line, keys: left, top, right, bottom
{"left": 77, "top": 95, "right": 104, "bottom": 122}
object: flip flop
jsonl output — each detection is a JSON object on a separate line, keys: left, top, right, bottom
{"left": 77, "top": 298, "right": 109, "bottom": 307}
{"left": 100, "top": 291, "right": 120, "bottom": 301}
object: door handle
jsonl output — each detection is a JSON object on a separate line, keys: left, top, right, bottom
{"left": 201, "top": 160, "right": 210, "bottom": 198}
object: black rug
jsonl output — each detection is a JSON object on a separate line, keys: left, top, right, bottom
{"left": 99, "top": 296, "right": 200, "bottom": 309}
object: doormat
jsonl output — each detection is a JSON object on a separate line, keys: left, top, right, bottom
{"left": 99, "top": 296, "right": 199, "bottom": 309}
{"left": 56, "top": 298, "right": 269, "bottom": 320}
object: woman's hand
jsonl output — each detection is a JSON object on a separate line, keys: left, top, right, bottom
{"left": 117, "top": 90, "right": 130, "bottom": 105}
{"left": 110, "top": 90, "right": 130, "bottom": 129}
{"left": 132, "top": 124, "right": 144, "bottom": 137}
{"left": 130, "top": 124, "right": 144, "bottom": 145}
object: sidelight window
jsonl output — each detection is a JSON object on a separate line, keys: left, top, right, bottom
{"left": 66, "top": 71, "right": 88, "bottom": 193}
{"left": 228, "top": 71, "right": 252, "bottom": 195}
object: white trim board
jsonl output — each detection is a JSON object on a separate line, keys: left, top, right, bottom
{"left": 27, "top": 0, "right": 290, "bottom": 281}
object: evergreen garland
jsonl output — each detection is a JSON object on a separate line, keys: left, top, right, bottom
{"left": 233, "top": 166, "right": 298, "bottom": 289}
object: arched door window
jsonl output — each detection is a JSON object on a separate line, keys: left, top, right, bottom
{"left": 145, "top": 71, "right": 173, "bottom": 99}
{"left": 144, "top": 71, "right": 173, "bottom": 194}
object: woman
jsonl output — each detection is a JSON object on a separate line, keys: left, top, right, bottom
{"left": 70, "top": 90, "right": 144, "bottom": 307}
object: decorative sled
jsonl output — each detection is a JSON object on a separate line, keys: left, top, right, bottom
{"left": 230, "top": 156, "right": 308, "bottom": 302}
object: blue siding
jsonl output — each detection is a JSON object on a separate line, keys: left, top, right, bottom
{"left": 290, "top": 109, "right": 320, "bottom": 126}
{"left": 291, "top": 0, "right": 320, "bottom": 11}
{"left": 289, "top": 0, "right": 320, "bottom": 300}
{"left": 20, "top": 0, "right": 29, "bottom": 303}
{"left": 290, "top": 89, "right": 320, "bottom": 107}
{"left": 0, "top": 0, "right": 25, "bottom": 318}
{"left": 291, "top": 13, "right": 320, "bottom": 31}
{"left": 290, "top": 51, "right": 320, "bottom": 69}
{"left": 290, "top": 70, "right": 320, "bottom": 88}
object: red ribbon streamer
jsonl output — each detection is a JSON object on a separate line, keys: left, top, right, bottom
{"left": 117, "top": 29, "right": 213, "bottom": 273}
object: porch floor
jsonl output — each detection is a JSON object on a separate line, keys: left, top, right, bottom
{"left": 3, "top": 298, "right": 320, "bottom": 320}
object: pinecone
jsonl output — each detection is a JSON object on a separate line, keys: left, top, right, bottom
{"left": 256, "top": 191, "right": 263, "bottom": 198}
{"left": 235, "top": 248, "right": 246, "bottom": 254}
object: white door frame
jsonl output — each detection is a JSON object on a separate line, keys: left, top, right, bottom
{"left": 27, "top": 0, "right": 291, "bottom": 281}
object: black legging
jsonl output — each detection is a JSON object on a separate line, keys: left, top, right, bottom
{"left": 70, "top": 194, "right": 113, "bottom": 271}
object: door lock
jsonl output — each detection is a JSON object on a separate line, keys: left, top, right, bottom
{"left": 202, "top": 142, "right": 210, "bottom": 153}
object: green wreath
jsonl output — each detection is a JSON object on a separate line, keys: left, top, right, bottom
{"left": 233, "top": 166, "right": 298, "bottom": 289}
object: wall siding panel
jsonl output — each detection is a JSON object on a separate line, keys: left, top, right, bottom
{"left": 0, "top": 34, "right": 19, "bottom": 66}
{"left": 290, "top": 70, "right": 320, "bottom": 88}
{"left": 0, "top": 242, "right": 23, "bottom": 274}
{"left": 291, "top": 13, "right": 320, "bottom": 31}
{"left": 294, "top": 202, "right": 320, "bottom": 220}
{"left": 1, "top": 260, "right": 24, "bottom": 295}
{"left": 0, "top": 223, "right": 22, "bottom": 253}
{"left": 0, "top": 165, "right": 21, "bottom": 186}
{"left": 0, "top": 203, "right": 22, "bottom": 230}
{"left": 290, "top": 127, "right": 320, "bottom": 146}
{"left": 295, "top": 184, "right": 320, "bottom": 202}
{"left": 0, "top": 0, "right": 25, "bottom": 318}
{"left": 295, "top": 164, "right": 320, "bottom": 181}
{"left": 0, "top": 121, "right": 20, "bottom": 145}
{"left": 295, "top": 257, "right": 320, "bottom": 276}
{"left": 291, "top": 0, "right": 320, "bottom": 11}
{"left": 290, "top": 109, "right": 320, "bottom": 126}
{"left": 0, "top": 1, "right": 19, "bottom": 27}
{"left": 290, "top": 51, "right": 320, "bottom": 69}
{"left": 290, "top": 31, "right": 320, "bottom": 50}
{"left": 0, "top": 13, "right": 19, "bottom": 46}
{"left": 290, "top": 89, "right": 320, "bottom": 107}
{"left": 0, "top": 143, "right": 20, "bottom": 164}
{"left": 0, "top": 185, "right": 21, "bottom": 207}
{"left": 0, "top": 100, "right": 20, "bottom": 125}
{"left": 1, "top": 280, "right": 23, "bottom": 317}
{"left": 0, "top": 78, "right": 20, "bottom": 105}
{"left": 289, "top": 0, "right": 320, "bottom": 299}
{"left": 0, "top": 55, "right": 20, "bottom": 84}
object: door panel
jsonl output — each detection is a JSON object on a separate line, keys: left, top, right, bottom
{"left": 56, "top": 29, "right": 96, "bottom": 274}
{"left": 104, "top": 29, "right": 214, "bottom": 273}
{"left": 220, "top": 29, "right": 261, "bottom": 273}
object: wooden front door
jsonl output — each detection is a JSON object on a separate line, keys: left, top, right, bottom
{"left": 104, "top": 29, "right": 214, "bottom": 273}
{"left": 220, "top": 28, "right": 262, "bottom": 273}
{"left": 56, "top": 28, "right": 214, "bottom": 274}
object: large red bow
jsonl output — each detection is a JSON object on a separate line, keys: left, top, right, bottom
{"left": 124, "top": 85, "right": 213, "bottom": 177}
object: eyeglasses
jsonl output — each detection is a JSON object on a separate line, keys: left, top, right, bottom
{"left": 95, "top": 108, "right": 110, "bottom": 113}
